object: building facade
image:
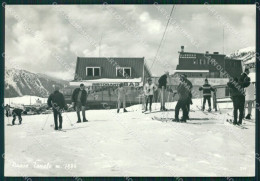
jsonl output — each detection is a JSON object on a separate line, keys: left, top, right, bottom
{"left": 174, "top": 46, "right": 243, "bottom": 79}
{"left": 63, "top": 57, "right": 152, "bottom": 108}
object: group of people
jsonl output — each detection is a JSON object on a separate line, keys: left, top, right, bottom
{"left": 5, "top": 68, "right": 254, "bottom": 129}
{"left": 143, "top": 68, "right": 254, "bottom": 124}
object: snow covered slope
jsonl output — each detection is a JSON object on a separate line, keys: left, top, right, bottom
{"left": 227, "top": 46, "right": 255, "bottom": 64}
{"left": 5, "top": 68, "right": 69, "bottom": 98}
{"left": 4, "top": 99, "right": 255, "bottom": 176}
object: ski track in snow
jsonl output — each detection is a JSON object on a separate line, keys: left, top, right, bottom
{"left": 4, "top": 101, "right": 255, "bottom": 177}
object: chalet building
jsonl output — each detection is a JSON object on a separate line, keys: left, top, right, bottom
{"left": 70, "top": 57, "right": 151, "bottom": 86}
{"left": 174, "top": 46, "right": 243, "bottom": 79}
{"left": 63, "top": 57, "right": 151, "bottom": 108}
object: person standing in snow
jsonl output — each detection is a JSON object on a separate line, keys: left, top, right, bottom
{"left": 5, "top": 104, "right": 10, "bottom": 117}
{"left": 158, "top": 71, "right": 169, "bottom": 111}
{"left": 227, "top": 75, "right": 250, "bottom": 125}
{"left": 244, "top": 80, "right": 255, "bottom": 119}
{"left": 174, "top": 74, "right": 190, "bottom": 122}
{"left": 71, "top": 83, "right": 88, "bottom": 123}
{"left": 11, "top": 107, "right": 24, "bottom": 125}
{"left": 199, "top": 79, "right": 215, "bottom": 112}
{"left": 48, "top": 86, "right": 67, "bottom": 130}
{"left": 144, "top": 78, "right": 157, "bottom": 112}
{"left": 182, "top": 74, "right": 193, "bottom": 119}
{"left": 116, "top": 83, "right": 128, "bottom": 113}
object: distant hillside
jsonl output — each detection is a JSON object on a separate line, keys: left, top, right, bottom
{"left": 227, "top": 46, "right": 255, "bottom": 65}
{"left": 5, "top": 68, "right": 69, "bottom": 98}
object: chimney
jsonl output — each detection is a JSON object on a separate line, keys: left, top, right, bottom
{"left": 213, "top": 52, "right": 219, "bottom": 54}
{"left": 181, "top": 46, "right": 184, "bottom": 52}
{"left": 206, "top": 51, "right": 209, "bottom": 54}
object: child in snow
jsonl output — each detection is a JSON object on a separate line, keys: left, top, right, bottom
{"left": 116, "top": 83, "right": 128, "bottom": 113}
{"left": 199, "top": 79, "right": 215, "bottom": 112}
{"left": 144, "top": 78, "right": 157, "bottom": 112}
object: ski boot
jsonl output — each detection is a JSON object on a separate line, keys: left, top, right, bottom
{"left": 233, "top": 120, "right": 237, "bottom": 125}
{"left": 123, "top": 108, "right": 128, "bottom": 112}
{"left": 76, "top": 119, "right": 81, "bottom": 123}
{"left": 117, "top": 109, "right": 120, "bottom": 113}
{"left": 208, "top": 108, "right": 211, "bottom": 112}
{"left": 245, "top": 114, "right": 251, "bottom": 119}
{"left": 83, "top": 118, "right": 88, "bottom": 122}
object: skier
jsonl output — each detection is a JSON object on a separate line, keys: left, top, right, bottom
{"left": 11, "top": 107, "right": 24, "bottom": 125}
{"left": 116, "top": 83, "right": 128, "bottom": 113}
{"left": 244, "top": 81, "right": 255, "bottom": 119}
{"left": 199, "top": 79, "right": 215, "bottom": 112}
{"left": 144, "top": 78, "right": 157, "bottom": 112}
{"left": 182, "top": 74, "right": 193, "bottom": 119}
{"left": 174, "top": 74, "right": 190, "bottom": 122}
{"left": 48, "top": 86, "right": 67, "bottom": 130}
{"left": 227, "top": 76, "right": 250, "bottom": 125}
{"left": 72, "top": 83, "right": 88, "bottom": 123}
{"left": 5, "top": 104, "right": 10, "bottom": 117}
{"left": 158, "top": 71, "right": 169, "bottom": 111}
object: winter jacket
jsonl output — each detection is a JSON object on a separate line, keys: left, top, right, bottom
{"left": 12, "top": 108, "right": 23, "bottom": 117}
{"left": 199, "top": 83, "right": 215, "bottom": 97}
{"left": 177, "top": 82, "right": 190, "bottom": 100}
{"left": 48, "top": 90, "right": 66, "bottom": 109}
{"left": 71, "top": 88, "right": 87, "bottom": 106}
{"left": 227, "top": 80, "right": 246, "bottom": 97}
{"left": 185, "top": 79, "right": 193, "bottom": 104}
{"left": 158, "top": 74, "right": 167, "bottom": 88}
{"left": 239, "top": 73, "right": 250, "bottom": 88}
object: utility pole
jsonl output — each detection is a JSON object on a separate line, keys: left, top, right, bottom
{"left": 223, "top": 27, "right": 224, "bottom": 54}
{"left": 99, "top": 33, "right": 103, "bottom": 57}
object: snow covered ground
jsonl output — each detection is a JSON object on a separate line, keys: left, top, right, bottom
{"left": 4, "top": 99, "right": 255, "bottom": 177}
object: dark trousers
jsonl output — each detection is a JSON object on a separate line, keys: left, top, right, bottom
{"left": 12, "top": 115, "right": 22, "bottom": 125}
{"left": 232, "top": 96, "right": 245, "bottom": 123}
{"left": 175, "top": 99, "right": 189, "bottom": 120}
{"left": 145, "top": 95, "right": 153, "bottom": 110}
{"left": 53, "top": 108, "right": 63, "bottom": 129}
{"left": 76, "top": 102, "right": 86, "bottom": 121}
{"left": 203, "top": 96, "right": 211, "bottom": 109}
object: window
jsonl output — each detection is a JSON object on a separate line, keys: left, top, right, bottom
{"left": 86, "top": 67, "right": 101, "bottom": 77}
{"left": 116, "top": 67, "right": 131, "bottom": 77}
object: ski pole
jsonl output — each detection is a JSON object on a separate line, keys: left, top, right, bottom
{"left": 41, "top": 113, "right": 50, "bottom": 130}
{"left": 64, "top": 112, "right": 74, "bottom": 126}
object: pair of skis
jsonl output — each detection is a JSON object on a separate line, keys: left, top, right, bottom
{"left": 226, "top": 119, "right": 248, "bottom": 129}
{"left": 152, "top": 116, "right": 202, "bottom": 125}
{"left": 142, "top": 109, "right": 175, "bottom": 114}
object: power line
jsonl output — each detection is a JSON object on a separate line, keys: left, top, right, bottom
{"left": 150, "top": 5, "right": 175, "bottom": 71}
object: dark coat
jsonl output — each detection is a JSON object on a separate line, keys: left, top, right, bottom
{"left": 48, "top": 90, "right": 66, "bottom": 109}
{"left": 177, "top": 82, "right": 190, "bottom": 100}
{"left": 227, "top": 80, "right": 247, "bottom": 97}
{"left": 71, "top": 88, "right": 87, "bottom": 106}
{"left": 12, "top": 108, "right": 23, "bottom": 117}
{"left": 239, "top": 73, "right": 250, "bottom": 88}
{"left": 158, "top": 74, "right": 167, "bottom": 88}
{"left": 199, "top": 83, "right": 215, "bottom": 97}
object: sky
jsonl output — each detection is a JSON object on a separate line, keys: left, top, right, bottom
{"left": 5, "top": 4, "right": 255, "bottom": 80}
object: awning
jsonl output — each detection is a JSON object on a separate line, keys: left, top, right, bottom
{"left": 70, "top": 78, "right": 143, "bottom": 87}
